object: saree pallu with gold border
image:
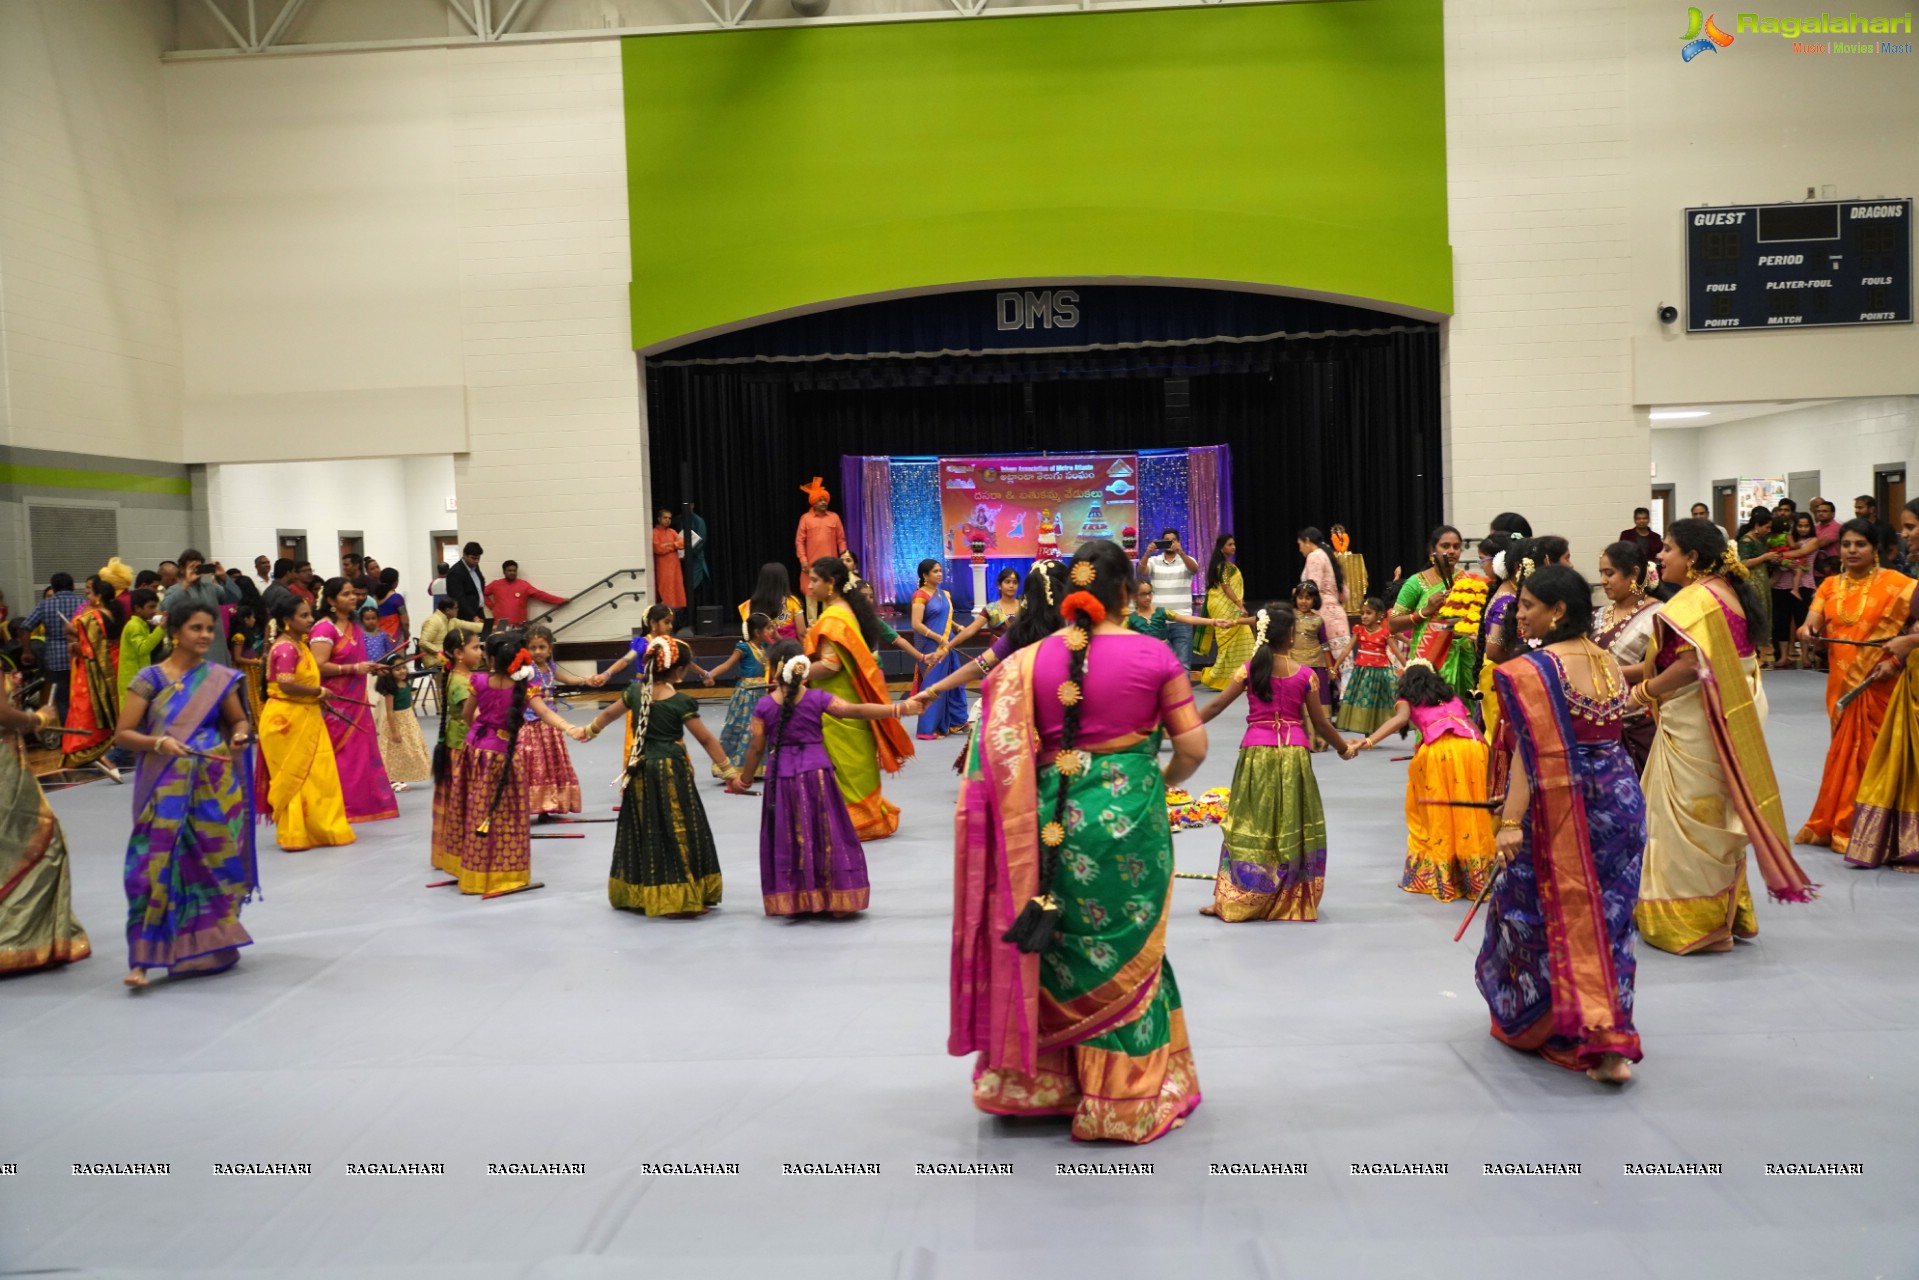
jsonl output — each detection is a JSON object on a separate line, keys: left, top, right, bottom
{"left": 1797, "top": 569, "right": 1915, "bottom": 853}
{"left": 0, "top": 675, "right": 92, "bottom": 974}
{"left": 951, "top": 645, "right": 1201, "bottom": 1144}
{"left": 62, "top": 609, "right": 117, "bottom": 768}
{"left": 1637, "top": 585, "right": 1815, "bottom": 955}
{"left": 805, "top": 602, "right": 912, "bottom": 840}
{"left": 1477, "top": 652, "right": 1643, "bottom": 1071}
{"left": 1848, "top": 662, "right": 1919, "bottom": 870}
{"left": 123, "top": 662, "right": 257, "bottom": 973}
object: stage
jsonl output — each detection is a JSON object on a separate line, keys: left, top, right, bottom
{"left": 3, "top": 671, "right": 1914, "bottom": 1279}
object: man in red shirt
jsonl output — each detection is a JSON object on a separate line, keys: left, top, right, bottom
{"left": 794, "top": 476, "right": 847, "bottom": 622}
{"left": 1618, "top": 507, "right": 1662, "bottom": 562}
{"left": 484, "top": 560, "right": 566, "bottom": 626}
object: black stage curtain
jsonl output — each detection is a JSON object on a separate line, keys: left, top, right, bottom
{"left": 646, "top": 329, "right": 1440, "bottom": 609}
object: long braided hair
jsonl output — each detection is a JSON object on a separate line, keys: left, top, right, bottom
{"left": 1003, "top": 539, "right": 1132, "bottom": 955}
{"left": 475, "top": 629, "right": 529, "bottom": 835}
{"left": 762, "top": 639, "right": 807, "bottom": 775}
{"left": 619, "top": 636, "right": 683, "bottom": 789}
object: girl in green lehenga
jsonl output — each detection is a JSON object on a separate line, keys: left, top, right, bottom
{"left": 951, "top": 540, "right": 1210, "bottom": 1144}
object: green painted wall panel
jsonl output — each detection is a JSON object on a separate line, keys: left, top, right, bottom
{"left": 0, "top": 464, "right": 191, "bottom": 496}
{"left": 623, "top": 1, "right": 1449, "bottom": 351}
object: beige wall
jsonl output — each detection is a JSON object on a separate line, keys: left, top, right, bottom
{"left": 1626, "top": 0, "right": 1919, "bottom": 406}
{"left": 164, "top": 42, "right": 649, "bottom": 638}
{"left": 1441, "top": 0, "right": 1643, "bottom": 561}
{"left": 0, "top": 0, "right": 181, "bottom": 459}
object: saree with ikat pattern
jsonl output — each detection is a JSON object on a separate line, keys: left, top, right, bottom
{"left": 951, "top": 640, "right": 1201, "bottom": 1144}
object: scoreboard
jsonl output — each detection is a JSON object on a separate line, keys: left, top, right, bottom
{"left": 1685, "top": 199, "right": 1911, "bottom": 332}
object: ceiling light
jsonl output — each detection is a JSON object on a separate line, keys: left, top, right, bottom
{"left": 1649, "top": 410, "right": 1711, "bottom": 420}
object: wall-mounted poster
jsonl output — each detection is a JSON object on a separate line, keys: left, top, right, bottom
{"left": 938, "top": 454, "right": 1139, "bottom": 559}
{"left": 1738, "top": 478, "right": 1788, "bottom": 515}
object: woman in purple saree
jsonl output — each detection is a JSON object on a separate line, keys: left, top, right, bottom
{"left": 113, "top": 598, "right": 257, "bottom": 989}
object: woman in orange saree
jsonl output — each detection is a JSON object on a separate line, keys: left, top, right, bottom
{"left": 802, "top": 556, "right": 912, "bottom": 839}
{"left": 950, "top": 541, "right": 1208, "bottom": 1142}
{"left": 1795, "top": 519, "right": 1915, "bottom": 854}
{"left": 61, "top": 575, "right": 124, "bottom": 771}
{"left": 1633, "top": 520, "right": 1816, "bottom": 955}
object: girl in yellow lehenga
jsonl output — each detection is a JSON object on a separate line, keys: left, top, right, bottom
{"left": 1795, "top": 519, "right": 1915, "bottom": 855}
{"left": 1630, "top": 519, "right": 1816, "bottom": 954}
{"left": 1200, "top": 533, "right": 1254, "bottom": 691}
{"left": 257, "top": 598, "right": 355, "bottom": 853}
{"left": 802, "top": 556, "right": 913, "bottom": 840}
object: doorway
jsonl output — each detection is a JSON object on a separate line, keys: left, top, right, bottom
{"left": 1712, "top": 481, "right": 1738, "bottom": 534}
{"left": 1876, "top": 465, "right": 1906, "bottom": 522}
{"left": 1649, "top": 485, "right": 1676, "bottom": 535}
{"left": 1788, "top": 471, "right": 1821, "bottom": 511}
{"left": 337, "top": 532, "right": 364, "bottom": 575}
{"left": 430, "top": 531, "right": 460, "bottom": 580}
{"left": 277, "top": 529, "right": 308, "bottom": 566}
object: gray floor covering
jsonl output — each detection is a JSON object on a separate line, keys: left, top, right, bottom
{"left": 2, "top": 670, "right": 1915, "bottom": 1279}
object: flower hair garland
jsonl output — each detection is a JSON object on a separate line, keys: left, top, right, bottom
{"left": 780, "top": 654, "right": 812, "bottom": 683}
{"left": 1253, "top": 607, "right": 1270, "bottom": 649}
{"left": 1034, "top": 562, "right": 1056, "bottom": 607}
{"left": 508, "top": 648, "right": 535, "bottom": 681}
{"left": 1491, "top": 551, "right": 1508, "bottom": 582}
{"left": 1060, "top": 590, "right": 1106, "bottom": 626}
{"left": 642, "top": 635, "right": 675, "bottom": 673}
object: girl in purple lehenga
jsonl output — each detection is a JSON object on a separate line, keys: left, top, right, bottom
{"left": 730, "top": 640, "right": 899, "bottom": 917}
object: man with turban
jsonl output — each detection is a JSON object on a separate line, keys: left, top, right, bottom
{"left": 795, "top": 477, "right": 847, "bottom": 623}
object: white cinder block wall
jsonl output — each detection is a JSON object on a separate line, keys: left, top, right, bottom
{"left": 0, "top": 0, "right": 181, "bottom": 459}
{"left": 1653, "top": 398, "right": 1919, "bottom": 518}
{"left": 445, "top": 43, "right": 651, "bottom": 629}
{"left": 205, "top": 456, "right": 456, "bottom": 592}
{"left": 1441, "top": 0, "right": 1643, "bottom": 562}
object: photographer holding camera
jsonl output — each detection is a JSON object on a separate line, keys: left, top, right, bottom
{"left": 1139, "top": 527, "right": 1202, "bottom": 670}
{"left": 163, "top": 549, "right": 241, "bottom": 666}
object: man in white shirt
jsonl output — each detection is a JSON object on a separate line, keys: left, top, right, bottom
{"left": 1139, "top": 528, "right": 1201, "bottom": 669}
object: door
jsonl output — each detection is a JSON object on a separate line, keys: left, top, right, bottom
{"left": 1649, "top": 485, "right": 1676, "bottom": 535}
{"left": 1712, "top": 481, "right": 1738, "bottom": 533}
{"left": 431, "top": 532, "right": 460, "bottom": 577}
{"left": 276, "top": 530, "right": 307, "bottom": 565}
{"left": 1788, "top": 471, "right": 1821, "bottom": 511}
{"left": 1877, "top": 467, "right": 1906, "bottom": 522}
{"left": 338, "top": 533, "right": 364, "bottom": 576}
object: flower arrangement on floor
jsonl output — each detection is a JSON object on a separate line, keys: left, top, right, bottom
{"left": 1166, "top": 786, "right": 1230, "bottom": 831}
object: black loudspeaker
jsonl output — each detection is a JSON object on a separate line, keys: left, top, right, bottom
{"left": 694, "top": 605, "right": 724, "bottom": 635}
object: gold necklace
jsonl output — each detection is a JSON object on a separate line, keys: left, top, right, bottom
{"left": 1832, "top": 570, "right": 1875, "bottom": 629}
{"left": 1579, "top": 636, "right": 1621, "bottom": 701}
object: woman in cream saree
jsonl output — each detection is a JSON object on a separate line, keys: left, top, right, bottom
{"left": 1632, "top": 520, "right": 1816, "bottom": 955}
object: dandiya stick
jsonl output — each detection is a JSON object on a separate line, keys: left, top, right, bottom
{"left": 482, "top": 881, "right": 544, "bottom": 899}
{"left": 425, "top": 878, "right": 458, "bottom": 888}
{"left": 1388, "top": 754, "right": 1414, "bottom": 762}
{"left": 537, "top": 815, "right": 618, "bottom": 824}
{"left": 1417, "top": 796, "right": 1508, "bottom": 812}
{"left": 1454, "top": 864, "right": 1504, "bottom": 942}
{"left": 1174, "top": 871, "right": 1215, "bottom": 881}
{"left": 530, "top": 831, "right": 583, "bottom": 840}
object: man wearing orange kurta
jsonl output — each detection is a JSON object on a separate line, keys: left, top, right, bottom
{"left": 795, "top": 477, "right": 847, "bottom": 623}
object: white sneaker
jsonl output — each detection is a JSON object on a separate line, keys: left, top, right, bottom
{"left": 97, "top": 760, "right": 124, "bottom": 784}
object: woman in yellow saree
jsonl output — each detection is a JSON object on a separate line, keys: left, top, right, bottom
{"left": 1632, "top": 519, "right": 1816, "bottom": 955}
{"left": 257, "top": 597, "right": 355, "bottom": 853}
{"left": 1849, "top": 499, "right": 1919, "bottom": 870}
{"left": 1200, "top": 534, "right": 1253, "bottom": 690}
{"left": 803, "top": 556, "right": 913, "bottom": 840}
{"left": 1795, "top": 519, "right": 1915, "bottom": 854}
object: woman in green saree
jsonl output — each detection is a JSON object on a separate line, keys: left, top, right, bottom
{"left": 951, "top": 540, "right": 1209, "bottom": 1143}
{"left": 803, "top": 557, "right": 913, "bottom": 840}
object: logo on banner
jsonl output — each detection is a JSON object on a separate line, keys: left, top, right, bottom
{"left": 996, "top": 290, "right": 1081, "bottom": 332}
{"left": 1682, "top": 7, "right": 1735, "bottom": 59}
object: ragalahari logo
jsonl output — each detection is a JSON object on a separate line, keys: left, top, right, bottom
{"left": 1682, "top": 7, "right": 1736, "bottom": 58}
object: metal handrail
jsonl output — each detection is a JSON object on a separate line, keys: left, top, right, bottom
{"left": 526, "top": 568, "right": 645, "bottom": 631}
{"left": 534, "top": 591, "right": 650, "bottom": 640}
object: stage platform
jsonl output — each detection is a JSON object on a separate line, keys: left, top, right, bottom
{"left": 3, "top": 670, "right": 1915, "bottom": 1279}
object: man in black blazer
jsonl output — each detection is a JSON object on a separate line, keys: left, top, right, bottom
{"left": 447, "top": 541, "right": 488, "bottom": 626}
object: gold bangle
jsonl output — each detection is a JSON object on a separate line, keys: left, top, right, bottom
{"left": 1497, "top": 818, "right": 1523, "bottom": 832}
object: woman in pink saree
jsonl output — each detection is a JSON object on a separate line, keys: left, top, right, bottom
{"left": 949, "top": 540, "right": 1209, "bottom": 1144}
{"left": 308, "top": 577, "right": 397, "bottom": 823}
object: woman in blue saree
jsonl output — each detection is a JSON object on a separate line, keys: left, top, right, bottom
{"left": 910, "top": 559, "right": 986, "bottom": 739}
{"left": 112, "top": 598, "right": 258, "bottom": 990}
{"left": 1479, "top": 566, "right": 1644, "bottom": 1084}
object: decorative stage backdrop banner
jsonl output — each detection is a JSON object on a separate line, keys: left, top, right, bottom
{"left": 845, "top": 447, "right": 1228, "bottom": 610}
{"left": 937, "top": 454, "right": 1139, "bottom": 560}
